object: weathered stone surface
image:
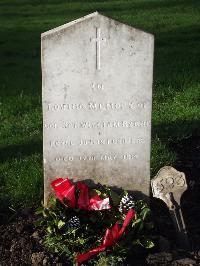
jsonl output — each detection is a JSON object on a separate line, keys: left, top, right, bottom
{"left": 151, "top": 166, "right": 189, "bottom": 250}
{"left": 146, "top": 252, "right": 173, "bottom": 265}
{"left": 172, "top": 258, "right": 196, "bottom": 266}
{"left": 151, "top": 166, "right": 187, "bottom": 208}
{"left": 41, "top": 12, "right": 154, "bottom": 202}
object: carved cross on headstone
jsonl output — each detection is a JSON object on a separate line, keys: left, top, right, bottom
{"left": 41, "top": 12, "right": 154, "bottom": 204}
{"left": 91, "top": 27, "right": 106, "bottom": 70}
{"left": 151, "top": 166, "right": 190, "bottom": 250}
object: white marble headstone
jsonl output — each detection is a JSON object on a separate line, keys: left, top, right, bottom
{"left": 41, "top": 12, "right": 154, "bottom": 203}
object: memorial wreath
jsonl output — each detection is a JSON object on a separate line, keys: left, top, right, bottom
{"left": 36, "top": 178, "right": 154, "bottom": 265}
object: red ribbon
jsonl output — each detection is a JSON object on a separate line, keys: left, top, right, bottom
{"left": 77, "top": 182, "right": 89, "bottom": 210}
{"left": 51, "top": 178, "right": 110, "bottom": 211}
{"left": 51, "top": 178, "right": 76, "bottom": 208}
{"left": 76, "top": 208, "right": 136, "bottom": 264}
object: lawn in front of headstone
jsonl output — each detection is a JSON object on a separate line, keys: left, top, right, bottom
{"left": 0, "top": 0, "right": 200, "bottom": 222}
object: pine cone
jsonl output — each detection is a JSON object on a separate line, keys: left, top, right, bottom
{"left": 119, "top": 194, "right": 135, "bottom": 213}
{"left": 67, "top": 216, "right": 80, "bottom": 229}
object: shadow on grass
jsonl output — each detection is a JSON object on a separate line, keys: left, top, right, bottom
{"left": 152, "top": 118, "right": 200, "bottom": 175}
{"left": 154, "top": 25, "right": 200, "bottom": 89}
{"left": 151, "top": 176, "right": 200, "bottom": 249}
{"left": 170, "top": 135, "right": 200, "bottom": 247}
{"left": 152, "top": 121, "right": 200, "bottom": 248}
{"left": 0, "top": 140, "right": 42, "bottom": 163}
{"left": 96, "top": 0, "right": 200, "bottom": 14}
{"left": 1, "top": 0, "right": 200, "bottom": 16}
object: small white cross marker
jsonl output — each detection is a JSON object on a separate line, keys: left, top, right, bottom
{"left": 91, "top": 28, "right": 106, "bottom": 70}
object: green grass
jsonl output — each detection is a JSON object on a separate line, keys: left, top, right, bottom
{"left": 0, "top": 0, "right": 200, "bottom": 218}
